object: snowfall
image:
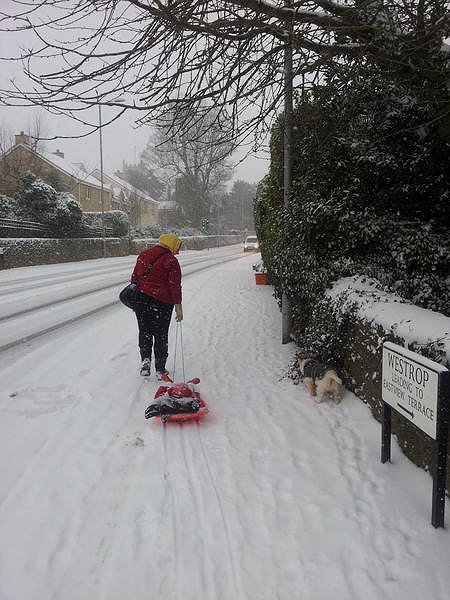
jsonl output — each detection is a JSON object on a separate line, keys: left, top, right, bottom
{"left": 0, "top": 244, "right": 449, "bottom": 600}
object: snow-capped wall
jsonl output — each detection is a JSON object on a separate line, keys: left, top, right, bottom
{"left": 0, "top": 237, "right": 129, "bottom": 268}
{"left": 0, "top": 235, "right": 243, "bottom": 269}
{"left": 327, "top": 276, "right": 450, "bottom": 490}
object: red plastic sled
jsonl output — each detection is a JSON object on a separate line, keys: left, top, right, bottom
{"left": 154, "top": 377, "right": 209, "bottom": 423}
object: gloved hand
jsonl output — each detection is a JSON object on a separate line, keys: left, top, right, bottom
{"left": 175, "top": 304, "right": 183, "bottom": 321}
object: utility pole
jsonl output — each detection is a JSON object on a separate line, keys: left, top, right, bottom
{"left": 97, "top": 94, "right": 106, "bottom": 259}
{"left": 282, "top": 0, "right": 293, "bottom": 344}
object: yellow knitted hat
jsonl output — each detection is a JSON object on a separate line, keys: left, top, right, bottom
{"left": 158, "top": 233, "right": 182, "bottom": 254}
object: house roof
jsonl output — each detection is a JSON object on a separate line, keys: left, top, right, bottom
{"left": 2, "top": 143, "right": 112, "bottom": 192}
{"left": 93, "top": 169, "right": 160, "bottom": 206}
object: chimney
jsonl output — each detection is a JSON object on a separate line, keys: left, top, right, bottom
{"left": 53, "top": 149, "right": 65, "bottom": 159}
{"left": 15, "top": 131, "right": 30, "bottom": 146}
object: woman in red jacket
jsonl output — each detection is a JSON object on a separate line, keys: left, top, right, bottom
{"left": 130, "top": 234, "right": 183, "bottom": 378}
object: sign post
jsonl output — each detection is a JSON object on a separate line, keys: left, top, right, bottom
{"left": 381, "top": 341, "right": 449, "bottom": 527}
{"left": 381, "top": 402, "right": 392, "bottom": 464}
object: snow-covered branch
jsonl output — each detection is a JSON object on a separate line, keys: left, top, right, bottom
{"left": 0, "top": 1, "right": 447, "bottom": 147}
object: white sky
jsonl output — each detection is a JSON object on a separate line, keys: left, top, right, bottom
{"left": 0, "top": 103, "right": 270, "bottom": 184}
{"left": 0, "top": 4, "right": 270, "bottom": 184}
{"left": 0, "top": 246, "right": 449, "bottom": 599}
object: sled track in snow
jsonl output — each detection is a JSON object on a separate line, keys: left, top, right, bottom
{"left": 178, "top": 428, "right": 217, "bottom": 599}
{"left": 94, "top": 379, "right": 151, "bottom": 600}
{"left": 0, "top": 252, "right": 244, "bottom": 352}
{"left": 195, "top": 423, "right": 245, "bottom": 600}
{"left": 160, "top": 420, "right": 245, "bottom": 600}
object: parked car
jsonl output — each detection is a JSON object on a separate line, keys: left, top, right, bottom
{"left": 244, "top": 235, "right": 260, "bottom": 252}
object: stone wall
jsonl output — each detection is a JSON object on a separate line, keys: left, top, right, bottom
{"left": 0, "top": 235, "right": 243, "bottom": 269}
{"left": 342, "top": 319, "right": 449, "bottom": 488}
{"left": 0, "top": 237, "right": 128, "bottom": 268}
{"left": 325, "top": 283, "right": 450, "bottom": 493}
{"left": 131, "top": 235, "right": 242, "bottom": 254}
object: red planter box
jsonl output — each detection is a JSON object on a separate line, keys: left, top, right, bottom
{"left": 255, "top": 273, "right": 269, "bottom": 285}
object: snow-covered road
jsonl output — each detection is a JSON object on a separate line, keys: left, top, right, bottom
{"left": 0, "top": 245, "right": 449, "bottom": 600}
{"left": 0, "top": 246, "right": 241, "bottom": 351}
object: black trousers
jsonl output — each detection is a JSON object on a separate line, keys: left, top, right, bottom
{"left": 134, "top": 295, "right": 173, "bottom": 371}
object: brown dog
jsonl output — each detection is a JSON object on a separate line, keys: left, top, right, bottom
{"left": 298, "top": 358, "right": 342, "bottom": 404}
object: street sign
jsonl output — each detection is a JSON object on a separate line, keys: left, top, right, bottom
{"left": 382, "top": 342, "right": 443, "bottom": 439}
{"left": 381, "top": 341, "right": 449, "bottom": 528}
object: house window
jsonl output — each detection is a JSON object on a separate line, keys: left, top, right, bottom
{"left": 85, "top": 187, "right": 91, "bottom": 200}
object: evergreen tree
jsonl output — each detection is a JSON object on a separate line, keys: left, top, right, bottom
{"left": 120, "top": 160, "right": 165, "bottom": 201}
{"left": 255, "top": 52, "right": 450, "bottom": 323}
{"left": 222, "top": 180, "right": 257, "bottom": 231}
{"left": 16, "top": 172, "right": 82, "bottom": 236}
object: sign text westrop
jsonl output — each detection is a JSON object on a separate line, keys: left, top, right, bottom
{"left": 382, "top": 345, "right": 438, "bottom": 439}
{"left": 383, "top": 353, "right": 433, "bottom": 420}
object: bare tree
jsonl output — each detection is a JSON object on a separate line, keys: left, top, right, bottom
{"left": 120, "top": 159, "right": 166, "bottom": 202}
{"left": 0, "top": 112, "right": 47, "bottom": 153}
{"left": 27, "top": 112, "right": 47, "bottom": 152}
{"left": 0, "top": 112, "right": 48, "bottom": 195}
{"left": 0, "top": 1, "right": 447, "bottom": 145}
{"left": 0, "top": 122, "right": 13, "bottom": 155}
{"left": 148, "top": 107, "right": 233, "bottom": 226}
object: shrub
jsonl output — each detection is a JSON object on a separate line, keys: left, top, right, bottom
{"left": 16, "top": 171, "right": 57, "bottom": 220}
{"left": 0, "top": 194, "right": 16, "bottom": 219}
{"left": 15, "top": 172, "right": 82, "bottom": 236}
{"left": 46, "top": 193, "right": 83, "bottom": 237}
{"left": 83, "top": 210, "right": 129, "bottom": 237}
{"left": 131, "top": 224, "right": 162, "bottom": 239}
{"left": 103, "top": 210, "right": 128, "bottom": 236}
{"left": 254, "top": 72, "right": 450, "bottom": 344}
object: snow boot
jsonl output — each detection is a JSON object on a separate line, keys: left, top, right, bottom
{"left": 156, "top": 369, "right": 171, "bottom": 382}
{"left": 140, "top": 358, "right": 151, "bottom": 377}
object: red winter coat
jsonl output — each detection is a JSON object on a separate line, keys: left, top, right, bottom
{"left": 131, "top": 245, "right": 182, "bottom": 305}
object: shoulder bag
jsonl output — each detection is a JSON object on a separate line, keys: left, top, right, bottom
{"left": 119, "top": 250, "right": 169, "bottom": 310}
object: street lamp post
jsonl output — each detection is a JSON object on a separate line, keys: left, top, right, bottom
{"left": 282, "top": 0, "right": 293, "bottom": 344}
{"left": 97, "top": 95, "right": 106, "bottom": 258}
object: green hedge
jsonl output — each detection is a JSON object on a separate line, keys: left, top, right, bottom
{"left": 255, "top": 74, "right": 450, "bottom": 352}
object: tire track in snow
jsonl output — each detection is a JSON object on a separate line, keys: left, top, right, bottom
{"left": 0, "top": 254, "right": 245, "bottom": 353}
{"left": 195, "top": 422, "right": 246, "bottom": 600}
{"left": 179, "top": 427, "right": 218, "bottom": 600}
{"left": 0, "top": 263, "right": 131, "bottom": 295}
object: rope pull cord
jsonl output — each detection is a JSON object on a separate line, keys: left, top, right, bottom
{"left": 171, "top": 321, "right": 186, "bottom": 382}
